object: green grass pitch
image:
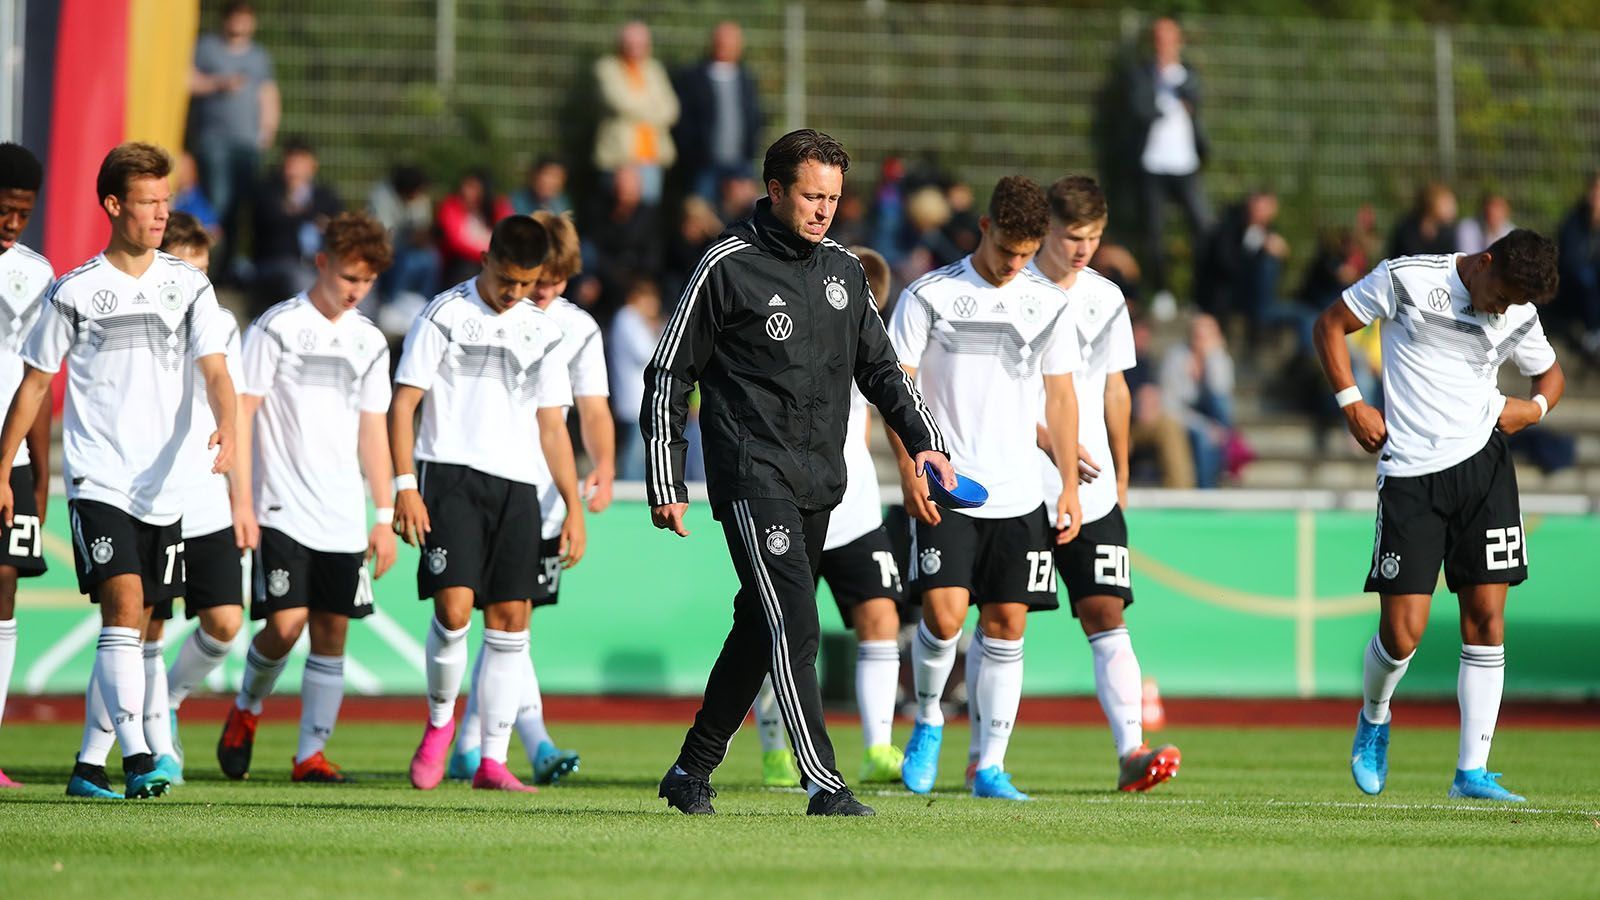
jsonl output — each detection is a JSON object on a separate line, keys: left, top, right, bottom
{"left": 2, "top": 720, "right": 1597, "bottom": 898}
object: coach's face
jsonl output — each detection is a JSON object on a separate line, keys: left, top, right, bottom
{"left": 769, "top": 161, "right": 843, "bottom": 244}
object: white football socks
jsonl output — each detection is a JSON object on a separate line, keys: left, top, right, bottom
{"left": 478, "top": 629, "right": 527, "bottom": 764}
{"left": 167, "top": 626, "right": 233, "bottom": 710}
{"left": 0, "top": 619, "right": 15, "bottom": 734}
{"left": 424, "top": 617, "right": 469, "bottom": 728}
{"left": 514, "top": 646, "right": 552, "bottom": 755}
{"left": 456, "top": 650, "right": 483, "bottom": 754}
{"left": 965, "top": 630, "right": 985, "bottom": 762}
{"left": 754, "top": 676, "right": 786, "bottom": 754}
{"left": 1088, "top": 626, "right": 1144, "bottom": 758}
{"left": 856, "top": 640, "right": 898, "bottom": 750}
{"left": 1457, "top": 644, "right": 1505, "bottom": 771}
{"left": 1362, "top": 633, "right": 1412, "bottom": 725}
{"left": 237, "top": 643, "right": 289, "bottom": 715}
{"left": 142, "top": 641, "right": 175, "bottom": 758}
{"left": 97, "top": 627, "right": 149, "bottom": 757}
{"left": 297, "top": 654, "right": 345, "bottom": 764}
{"left": 912, "top": 622, "right": 958, "bottom": 726}
{"left": 77, "top": 656, "right": 116, "bottom": 766}
{"left": 974, "top": 635, "right": 1023, "bottom": 771}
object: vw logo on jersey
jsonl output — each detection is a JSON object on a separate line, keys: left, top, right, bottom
{"left": 953, "top": 295, "right": 977, "bottom": 318}
{"left": 1427, "top": 288, "right": 1451, "bottom": 313}
{"left": 158, "top": 283, "right": 184, "bottom": 311}
{"left": 824, "top": 275, "right": 849, "bottom": 310}
{"left": 1021, "top": 296, "right": 1041, "bottom": 324}
{"left": 298, "top": 329, "right": 317, "bottom": 352}
{"left": 91, "top": 289, "right": 117, "bottom": 315}
{"left": 765, "top": 312, "right": 794, "bottom": 342}
{"left": 463, "top": 318, "right": 484, "bottom": 342}
{"left": 764, "top": 525, "right": 791, "bottom": 556}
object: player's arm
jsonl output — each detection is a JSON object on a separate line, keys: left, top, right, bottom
{"left": 1498, "top": 361, "right": 1565, "bottom": 436}
{"left": 196, "top": 353, "right": 238, "bottom": 474}
{"left": 1105, "top": 370, "right": 1132, "bottom": 509}
{"left": 230, "top": 393, "right": 264, "bottom": 550}
{"left": 357, "top": 410, "right": 397, "bottom": 577}
{"left": 1043, "top": 372, "right": 1083, "bottom": 544}
{"left": 387, "top": 385, "right": 429, "bottom": 547}
{"left": 641, "top": 261, "right": 723, "bottom": 538}
{"left": 23, "top": 392, "right": 50, "bottom": 525}
{"left": 575, "top": 395, "right": 615, "bottom": 514}
{"left": 539, "top": 405, "right": 586, "bottom": 568}
{"left": 0, "top": 367, "right": 54, "bottom": 526}
{"left": 1313, "top": 300, "right": 1387, "bottom": 453}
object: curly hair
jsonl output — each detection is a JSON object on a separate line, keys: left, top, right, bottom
{"left": 1046, "top": 175, "right": 1108, "bottom": 228}
{"left": 0, "top": 142, "right": 42, "bottom": 193}
{"left": 987, "top": 175, "right": 1049, "bottom": 242}
{"left": 323, "top": 211, "right": 394, "bottom": 272}
{"left": 1487, "top": 229, "right": 1558, "bottom": 306}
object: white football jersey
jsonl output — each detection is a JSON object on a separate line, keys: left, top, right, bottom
{"left": 823, "top": 387, "right": 883, "bottom": 550}
{"left": 889, "top": 257, "right": 1081, "bottom": 519}
{"left": 243, "top": 295, "right": 392, "bottom": 553}
{"left": 1342, "top": 254, "right": 1557, "bottom": 477}
{"left": 23, "top": 252, "right": 231, "bottom": 524}
{"left": 1032, "top": 265, "right": 1135, "bottom": 526}
{"left": 178, "top": 309, "right": 244, "bottom": 539}
{"left": 395, "top": 280, "right": 571, "bottom": 487}
{"left": 538, "top": 297, "right": 610, "bottom": 539}
{"left": 0, "top": 243, "right": 53, "bottom": 467}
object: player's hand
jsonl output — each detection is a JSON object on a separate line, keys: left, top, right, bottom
{"left": 208, "top": 428, "right": 235, "bottom": 474}
{"left": 1496, "top": 397, "right": 1543, "bottom": 436}
{"left": 367, "top": 523, "right": 397, "bottom": 579}
{"left": 584, "top": 467, "right": 614, "bottom": 514}
{"left": 393, "top": 488, "right": 431, "bottom": 547}
{"left": 651, "top": 502, "right": 690, "bottom": 537}
{"left": 232, "top": 505, "right": 260, "bottom": 551}
{"left": 1055, "top": 488, "right": 1083, "bottom": 545}
{"left": 1342, "top": 401, "right": 1388, "bottom": 454}
{"left": 0, "top": 480, "right": 13, "bottom": 528}
{"left": 560, "top": 512, "right": 587, "bottom": 568}
{"left": 1077, "top": 447, "right": 1101, "bottom": 484}
{"left": 900, "top": 466, "right": 941, "bottom": 527}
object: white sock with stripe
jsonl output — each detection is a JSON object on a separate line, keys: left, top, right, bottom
{"left": 167, "top": 626, "right": 233, "bottom": 710}
{"left": 753, "top": 676, "right": 787, "bottom": 753}
{"left": 237, "top": 644, "right": 289, "bottom": 715}
{"left": 97, "top": 627, "right": 149, "bottom": 757}
{"left": 856, "top": 640, "right": 898, "bottom": 749}
{"left": 478, "top": 629, "right": 527, "bottom": 764}
{"left": 965, "top": 630, "right": 984, "bottom": 763}
{"left": 514, "top": 647, "right": 552, "bottom": 756}
{"left": 142, "top": 641, "right": 175, "bottom": 758}
{"left": 425, "top": 617, "right": 470, "bottom": 728}
{"left": 912, "top": 622, "right": 958, "bottom": 726}
{"left": 456, "top": 649, "right": 484, "bottom": 754}
{"left": 1362, "top": 633, "right": 1412, "bottom": 725}
{"left": 77, "top": 656, "right": 117, "bottom": 766}
{"left": 974, "top": 636, "right": 1023, "bottom": 771}
{"left": 1457, "top": 644, "right": 1505, "bottom": 771}
{"left": 1088, "top": 627, "right": 1144, "bottom": 758}
{"left": 297, "top": 654, "right": 345, "bottom": 763}
{"left": 0, "top": 619, "right": 15, "bottom": 732}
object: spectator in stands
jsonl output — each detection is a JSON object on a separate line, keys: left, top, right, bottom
{"left": 367, "top": 164, "right": 440, "bottom": 333}
{"left": 510, "top": 157, "right": 570, "bottom": 216}
{"left": 435, "top": 168, "right": 513, "bottom": 287}
{"left": 1106, "top": 16, "right": 1212, "bottom": 310}
{"left": 869, "top": 157, "right": 908, "bottom": 265}
{"left": 593, "top": 21, "right": 679, "bottom": 206}
{"left": 894, "top": 185, "right": 961, "bottom": 284}
{"left": 1556, "top": 172, "right": 1600, "bottom": 360}
{"left": 1091, "top": 238, "right": 1143, "bottom": 303}
{"left": 172, "top": 151, "right": 220, "bottom": 237}
{"left": 582, "top": 165, "right": 662, "bottom": 319}
{"left": 716, "top": 174, "right": 760, "bottom": 224}
{"left": 1387, "top": 182, "right": 1458, "bottom": 257}
{"left": 188, "top": 0, "right": 279, "bottom": 278}
{"left": 1124, "top": 313, "right": 1194, "bottom": 488}
{"left": 664, "top": 195, "right": 723, "bottom": 306}
{"left": 250, "top": 138, "right": 341, "bottom": 315}
{"left": 1160, "top": 313, "right": 1238, "bottom": 488}
{"left": 1194, "top": 189, "right": 1293, "bottom": 343}
{"left": 942, "top": 180, "right": 983, "bottom": 257}
{"left": 1457, "top": 192, "right": 1514, "bottom": 253}
{"left": 673, "top": 21, "right": 764, "bottom": 204}
{"left": 826, "top": 189, "right": 869, "bottom": 249}
{"left": 608, "top": 278, "right": 664, "bottom": 481}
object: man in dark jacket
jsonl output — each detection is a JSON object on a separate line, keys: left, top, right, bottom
{"left": 643, "top": 129, "right": 952, "bottom": 816}
{"left": 672, "top": 21, "right": 764, "bottom": 204}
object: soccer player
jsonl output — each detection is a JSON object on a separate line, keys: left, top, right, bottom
{"left": 396, "top": 215, "right": 585, "bottom": 794}
{"left": 214, "top": 212, "right": 398, "bottom": 783}
{"left": 136, "top": 213, "right": 250, "bottom": 787}
{"left": 751, "top": 245, "right": 909, "bottom": 789}
{"left": 0, "top": 143, "right": 53, "bottom": 789}
{"left": 447, "top": 211, "right": 611, "bottom": 785}
{"left": 1313, "top": 229, "right": 1563, "bottom": 803}
{"left": 890, "top": 175, "right": 1083, "bottom": 801}
{"left": 1019, "top": 175, "right": 1180, "bottom": 791}
{"left": 645, "top": 130, "right": 950, "bottom": 817}
{"left": 0, "top": 142, "right": 237, "bottom": 800}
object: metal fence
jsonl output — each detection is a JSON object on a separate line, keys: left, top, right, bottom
{"left": 248, "top": 1, "right": 1600, "bottom": 248}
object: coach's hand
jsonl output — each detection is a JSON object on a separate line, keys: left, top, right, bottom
{"left": 1342, "top": 401, "right": 1388, "bottom": 453}
{"left": 393, "top": 488, "right": 431, "bottom": 547}
{"left": 915, "top": 451, "right": 957, "bottom": 493}
{"left": 0, "top": 479, "right": 13, "bottom": 528}
{"left": 1495, "top": 397, "right": 1543, "bottom": 436}
{"left": 900, "top": 467, "right": 940, "bottom": 527}
{"left": 561, "top": 512, "right": 587, "bottom": 567}
{"left": 368, "top": 522, "right": 397, "bottom": 578}
{"left": 651, "top": 503, "right": 690, "bottom": 537}
{"left": 1055, "top": 488, "right": 1083, "bottom": 545}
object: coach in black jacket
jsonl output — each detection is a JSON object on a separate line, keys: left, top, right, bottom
{"left": 644, "top": 130, "right": 952, "bottom": 816}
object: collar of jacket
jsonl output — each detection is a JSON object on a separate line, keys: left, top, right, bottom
{"left": 747, "top": 197, "right": 818, "bottom": 262}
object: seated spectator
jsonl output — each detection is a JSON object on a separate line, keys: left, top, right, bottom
{"left": 894, "top": 185, "right": 961, "bottom": 285}
{"left": 1387, "top": 182, "right": 1458, "bottom": 257}
{"left": 511, "top": 157, "right": 570, "bottom": 216}
{"left": 1556, "top": 172, "right": 1600, "bottom": 359}
{"left": 1090, "top": 239, "right": 1143, "bottom": 303}
{"left": 664, "top": 195, "right": 723, "bottom": 306}
{"left": 582, "top": 165, "right": 662, "bottom": 319}
{"left": 1124, "top": 313, "right": 1193, "bottom": 488}
{"left": 716, "top": 174, "right": 760, "bottom": 224}
{"left": 367, "top": 163, "right": 440, "bottom": 336}
{"left": 436, "top": 168, "right": 513, "bottom": 287}
{"left": 173, "top": 151, "right": 220, "bottom": 237}
{"left": 608, "top": 278, "right": 664, "bottom": 481}
{"left": 250, "top": 138, "right": 341, "bottom": 315}
{"left": 942, "top": 180, "right": 982, "bottom": 256}
{"left": 1160, "top": 313, "right": 1242, "bottom": 488}
{"left": 593, "top": 20, "right": 679, "bottom": 206}
{"left": 1194, "top": 189, "right": 1294, "bottom": 344}
{"left": 1457, "top": 192, "right": 1514, "bottom": 253}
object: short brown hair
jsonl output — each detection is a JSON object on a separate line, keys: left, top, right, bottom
{"left": 1487, "top": 229, "right": 1559, "bottom": 306}
{"left": 762, "top": 129, "right": 850, "bottom": 190}
{"left": 97, "top": 142, "right": 171, "bottom": 203}
{"left": 851, "top": 245, "right": 890, "bottom": 306}
{"left": 531, "top": 211, "right": 582, "bottom": 281}
{"left": 161, "top": 212, "right": 212, "bottom": 254}
{"left": 322, "top": 211, "right": 394, "bottom": 272}
{"left": 1046, "top": 175, "right": 1108, "bottom": 227}
{"left": 987, "top": 175, "right": 1049, "bottom": 242}
{"left": 487, "top": 215, "right": 549, "bottom": 269}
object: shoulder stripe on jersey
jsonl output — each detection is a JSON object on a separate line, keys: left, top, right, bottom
{"left": 820, "top": 238, "right": 860, "bottom": 261}
{"left": 10, "top": 244, "right": 51, "bottom": 271}
{"left": 903, "top": 260, "right": 964, "bottom": 296}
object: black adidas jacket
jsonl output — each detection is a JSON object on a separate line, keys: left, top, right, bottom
{"left": 641, "top": 198, "right": 946, "bottom": 514}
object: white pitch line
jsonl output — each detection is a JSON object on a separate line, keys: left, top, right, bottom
{"left": 23, "top": 612, "right": 101, "bottom": 692}
{"left": 845, "top": 790, "right": 1597, "bottom": 817}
